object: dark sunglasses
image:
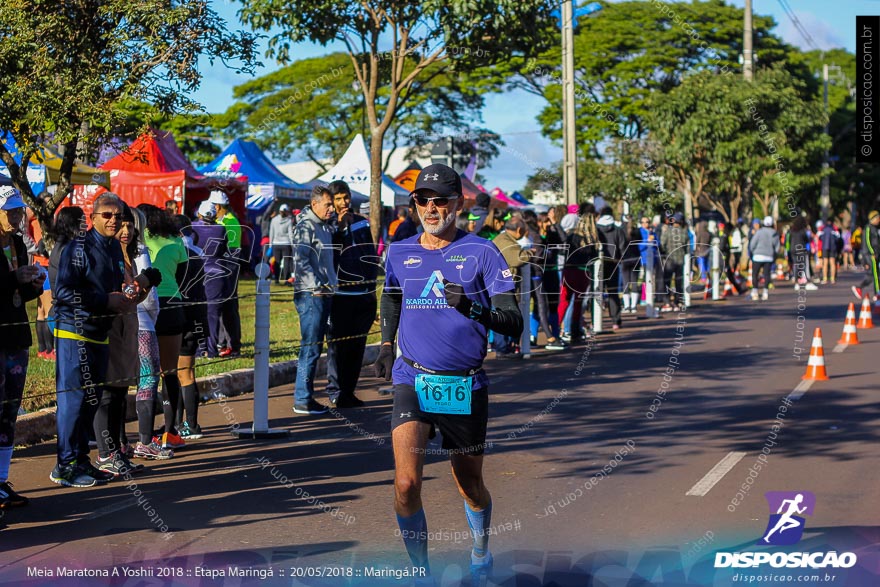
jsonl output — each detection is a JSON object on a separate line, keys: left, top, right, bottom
{"left": 93, "top": 211, "right": 123, "bottom": 220}
{"left": 413, "top": 195, "right": 458, "bottom": 207}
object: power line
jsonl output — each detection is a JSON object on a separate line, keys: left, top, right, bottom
{"left": 775, "top": 0, "right": 818, "bottom": 51}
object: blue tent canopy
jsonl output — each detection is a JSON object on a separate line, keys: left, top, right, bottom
{"left": 200, "top": 139, "right": 310, "bottom": 214}
{"left": 509, "top": 191, "right": 532, "bottom": 206}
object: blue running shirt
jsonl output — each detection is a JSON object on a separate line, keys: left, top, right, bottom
{"left": 384, "top": 230, "right": 515, "bottom": 389}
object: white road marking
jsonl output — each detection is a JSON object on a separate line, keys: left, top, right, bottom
{"left": 832, "top": 343, "right": 847, "bottom": 353}
{"left": 686, "top": 451, "right": 747, "bottom": 497}
{"left": 787, "top": 379, "right": 814, "bottom": 401}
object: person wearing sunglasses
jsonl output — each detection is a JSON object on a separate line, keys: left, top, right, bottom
{"left": 50, "top": 192, "right": 135, "bottom": 489}
{"left": 372, "top": 163, "right": 523, "bottom": 584}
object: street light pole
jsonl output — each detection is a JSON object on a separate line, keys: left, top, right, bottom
{"left": 562, "top": 0, "right": 577, "bottom": 207}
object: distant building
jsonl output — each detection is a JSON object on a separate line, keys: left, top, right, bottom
{"left": 529, "top": 189, "right": 564, "bottom": 206}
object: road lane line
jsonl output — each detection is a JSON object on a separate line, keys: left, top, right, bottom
{"left": 686, "top": 451, "right": 747, "bottom": 497}
{"left": 833, "top": 343, "right": 847, "bottom": 353}
{"left": 787, "top": 379, "right": 814, "bottom": 401}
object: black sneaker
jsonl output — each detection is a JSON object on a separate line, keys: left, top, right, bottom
{"left": 119, "top": 452, "right": 145, "bottom": 473}
{"left": 80, "top": 461, "right": 114, "bottom": 483}
{"left": 293, "top": 400, "right": 329, "bottom": 415}
{"left": 332, "top": 396, "right": 366, "bottom": 409}
{"left": 179, "top": 422, "right": 203, "bottom": 440}
{"left": 0, "top": 481, "right": 28, "bottom": 508}
{"left": 49, "top": 463, "right": 98, "bottom": 488}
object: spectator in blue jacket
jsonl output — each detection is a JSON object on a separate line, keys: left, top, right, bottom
{"left": 50, "top": 192, "right": 135, "bottom": 489}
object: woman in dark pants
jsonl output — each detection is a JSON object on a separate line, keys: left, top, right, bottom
{"left": 139, "top": 204, "right": 188, "bottom": 450}
{"left": 94, "top": 204, "right": 154, "bottom": 476}
{"left": 0, "top": 188, "right": 44, "bottom": 507}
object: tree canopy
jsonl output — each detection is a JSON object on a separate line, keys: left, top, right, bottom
{"left": 218, "top": 52, "right": 500, "bottom": 175}
{"left": 0, "top": 0, "right": 258, "bottom": 233}
{"left": 239, "top": 0, "right": 554, "bottom": 240}
{"left": 646, "top": 67, "right": 828, "bottom": 223}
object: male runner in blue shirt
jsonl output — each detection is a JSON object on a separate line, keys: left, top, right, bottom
{"left": 373, "top": 164, "right": 523, "bottom": 584}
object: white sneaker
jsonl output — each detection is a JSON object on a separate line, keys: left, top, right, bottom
{"left": 750, "top": 291, "right": 759, "bottom": 301}
{"left": 793, "top": 284, "right": 800, "bottom": 290}
{"left": 761, "top": 289, "right": 769, "bottom": 301}
{"left": 805, "top": 282, "right": 818, "bottom": 290}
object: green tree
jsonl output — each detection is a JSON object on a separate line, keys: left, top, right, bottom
{"left": 0, "top": 0, "right": 257, "bottom": 235}
{"left": 239, "top": 0, "right": 554, "bottom": 241}
{"left": 797, "top": 48, "right": 880, "bottom": 222}
{"left": 496, "top": 0, "right": 792, "bottom": 159}
{"left": 647, "top": 67, "right": 828, "bottom": 224}
{"left": 218, "top": 52, "right": 496, "bottom": 175}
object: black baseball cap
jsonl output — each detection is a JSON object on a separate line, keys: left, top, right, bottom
{"left": 411, "top": 164, "right": 462, "bottom": 198}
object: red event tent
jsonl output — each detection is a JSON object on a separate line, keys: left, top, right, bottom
{"left": 70, "top": 130, "right": 247, "bottom": 219}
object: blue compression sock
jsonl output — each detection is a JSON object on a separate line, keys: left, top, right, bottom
{"left": 397, "top": 509, "right": 429, "bottom": 574}
{"left": 0, "top": 446, "right": 13, "bottom": 482}
{"left": 464, "top": 499, "right": 492, "bottom": 557}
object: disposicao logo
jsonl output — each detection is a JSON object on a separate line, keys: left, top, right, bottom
{"left": 714, "top": 491, "right": 857, "bottom": 569}
{"left": 760, "top": 491, "right": 814, "bottom": 546}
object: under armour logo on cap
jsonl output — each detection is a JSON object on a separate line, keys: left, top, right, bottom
{"left": 411, "top": 163, "right": 462, "bottom": 199}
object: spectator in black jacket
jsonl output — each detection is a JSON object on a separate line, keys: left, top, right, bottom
{"left": 596, "top": 207, "right": 628, "bottom": 329}
{"left": 0, "top": 188, "right": 44, "bottom": 508}
{"left": 325, "top": 180, "right": 379, "bottom": 408}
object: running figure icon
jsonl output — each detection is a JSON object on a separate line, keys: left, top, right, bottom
{"left": 763, "top": 493, "right": 808, "bottom": 543}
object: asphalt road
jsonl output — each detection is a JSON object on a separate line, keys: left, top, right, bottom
{"left": 0, "top": 273, "right": 877, "bottom": 587}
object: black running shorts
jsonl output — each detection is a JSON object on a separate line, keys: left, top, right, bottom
{"left": 391, "top": 384, "right": 489, "bottom": 455}
{"left": 154, "top": 298, "right": 185, "bottom": 337}
{"left": 179, "top": 304, "right": 208, "bottom": 357}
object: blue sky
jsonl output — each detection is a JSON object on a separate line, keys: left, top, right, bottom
{"left": 194, "top": 0, "right": 869, "bottom": 193}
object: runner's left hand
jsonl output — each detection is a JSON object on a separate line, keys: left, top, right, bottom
{"left": 442, "top": 280, "right": 472, "bottom": 316}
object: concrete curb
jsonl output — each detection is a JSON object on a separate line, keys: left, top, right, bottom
{"left": 15, "top": 343, "right": 382, "bottom": 447}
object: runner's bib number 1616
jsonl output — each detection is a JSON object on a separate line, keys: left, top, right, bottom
{"left": 414, "top": 374, "right": 473, "bottom": 415}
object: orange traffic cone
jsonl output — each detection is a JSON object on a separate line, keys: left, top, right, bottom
{"left": 857, "top": 297, "right": 875, "bottom": 329}
{"left": 722, "top": 277, "right": 734, "bottom": 298}
{"left": 838, "top": 303, "right": 860, "bottom": 345}
{"left": 803, "top": 328, "right": 829, "bottom": 380}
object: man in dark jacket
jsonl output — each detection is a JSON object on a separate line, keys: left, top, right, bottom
{"left": 596, "top": 207, "right": 628, "bottom": 329}
{"left": 51, "top": 192, "right": 134, "bottom": 488}
{"left": 0, "top": 188, "right": 43, "bottom": 507}
{"left": 325, "top": 180, "right": 379, "bottom": 408}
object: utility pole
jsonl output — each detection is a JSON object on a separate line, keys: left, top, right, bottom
{"left": 562, "top": 0, "right": 577, "bottom": 206}
{"left": 820, "top": 63, "right": 831, "bottom": 222}
{"left": 446, "top": 135, "right": 454, "bottom": 170}
{"left": 743, "top": 0, "right": 753, "bottom": 81}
